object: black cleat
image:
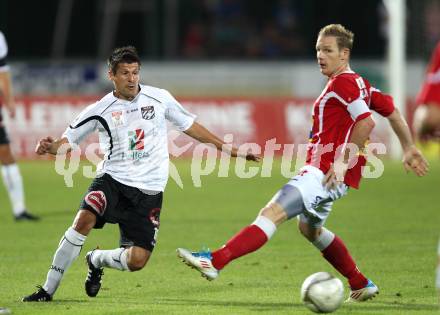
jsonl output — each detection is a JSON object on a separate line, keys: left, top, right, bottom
{"left": 22, "top": 285, "right": 52, "bottom": 302}
{"left": 15, "top": 211, "right": 40, "bottom": 221}
{"left": 85, "top": 250, "right": 104, "bottom": 297}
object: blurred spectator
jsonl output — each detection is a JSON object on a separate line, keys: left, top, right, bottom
{"left": 182, "top": 22, "right": 208, "bottom": 58}
{"left": 274, "top": 0, "right": 306, "bottom": 57}
{"left": 179, "top": 0, "right": 307, "bottom": 59}
{"left": 424, "top": 0, "right": 440, "bottom": 54}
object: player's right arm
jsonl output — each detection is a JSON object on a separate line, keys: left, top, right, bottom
{"left": 36, "top": 102, "right": 100, "bottom": 155}
{"left": 35, "top": 136, "right": 71, "bottom": 155}
{"left": 323, "top": 114, "right": 375, "bottom": 188}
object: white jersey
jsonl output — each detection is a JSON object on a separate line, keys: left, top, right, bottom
{"left": 63, "top": 84, "right": 196, "bottom": 191}
{"left": 0, "top": 31, "right": 10, "bottom": 72}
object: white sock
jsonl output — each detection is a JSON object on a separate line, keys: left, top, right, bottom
{"left": 312, "top": 227, "right": 335, "bottom": 251}
{"left": 91, "top": 248, "right": 130, "bottom": 271}
{"left": 1, "top": 164, "right": 26, "bottom": 216}
{"left": 43, "top": 227, "right": 86, "bottom": 295}
{"left": 252, "top": 216, "right": 277, "bottom": 239}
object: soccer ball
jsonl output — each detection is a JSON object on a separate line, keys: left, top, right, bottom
{"left": 300, "top": 272, "right": 344, "bottom": 313}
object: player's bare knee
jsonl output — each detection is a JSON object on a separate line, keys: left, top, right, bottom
{"left": 424, "top": 115, "right": 440, "bottom": 130}
{"left": 298, "top": 221, "right": 319, "bottom": 242}
{"left": 0, "top": 145, "right": 15, "bottom": 164}
{"left": 127, "top": 255, "right": 149, "bottom": 271}
{"left": 72, "top": 210, "right": 96, "bottom": 235}
{"left": 259, "top": 203, "right": 286, "bottom": 226}
{"left": 416, "top": 104, "right": 440, "bottom": 136}
{"left": 126, "top": 247, "right": 150, "bottom": 271}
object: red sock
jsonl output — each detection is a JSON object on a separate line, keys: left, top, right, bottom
{"left": 211, "top": 224, "right": 268, "bottom": 270}
{"left": 321, "top": 236, "right": 368, "bottom": 290}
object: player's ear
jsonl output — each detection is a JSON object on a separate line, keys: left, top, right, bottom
{"left": 341, "top": 48, "right": 350, "bottom": 61}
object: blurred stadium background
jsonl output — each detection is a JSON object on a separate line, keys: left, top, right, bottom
{"left": 1, "top": 1, "right": 440, "bottom": 314}
{"left": 0, "top": 0, "right": 439, "bottom": 158}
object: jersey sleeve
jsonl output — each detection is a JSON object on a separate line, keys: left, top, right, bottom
{"left": 62, "top": 103, "right": 99, "bottom": 145}
{"left": 333, "top": 76, "right": 371, "bottom": 121}
{"left": 162, "top": 89, "right": 196, "bottom": 131}
{"left": 416, "top": 42, "right": 440, "bottom": 105}
{"left": 426, "top": 42, "right": 440, "bottom": 79}
{"left": 347, "top": 99, "right": 371, "bottom": 121}
{"left": 369, "top": 87, "right": 395, "bottom": 117}
{"left": 0, "top": 31, "right": 9, "bottom": 72}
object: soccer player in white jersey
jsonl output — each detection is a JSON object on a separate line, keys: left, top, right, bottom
{"left": 0, "top": 31, "right": 39, "bottom": 221}
{"left": 22, "top": 46, "right": 259, "bottom": 302}
{"left": 177, "top": 24, "right": 428, "bottom": 302}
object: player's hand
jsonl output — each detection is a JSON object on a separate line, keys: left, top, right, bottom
{"left": 402, "top": 145, "right": 429, "bottom": 176}
{"left": 35, "top": 136, "right": 54, "bottom": 155}
{"left": 245, "top": 152, "right": 261, "bottom": 162}
{"left": 323, "top": 161, "right": 348, "bottom": 189}
{"left": 231, "top": 147, "right": 261, "bottom": 162}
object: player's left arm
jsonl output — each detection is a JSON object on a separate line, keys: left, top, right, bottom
{"left": 184, "top": 122, "right": 260, "bottom": 161}
{"left": 370, "top": 88, "right": 429, "bottom": 176}
{"left": 387, "top": 108, "right": 429, "bottom": 176}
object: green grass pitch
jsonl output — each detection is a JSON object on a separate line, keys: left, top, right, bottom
{"left": 0, "top": 159, "right": 439, "bottom": 314}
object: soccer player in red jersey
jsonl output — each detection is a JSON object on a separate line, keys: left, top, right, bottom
{"left": 414, "top": 42, "right": 440, "bottom": 142}
{"left": 177, "top": 24, "right": 428, "bottom": 302}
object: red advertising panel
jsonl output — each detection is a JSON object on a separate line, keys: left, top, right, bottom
{"left": 4, "top": 96, "right": 394, "bottom": 158}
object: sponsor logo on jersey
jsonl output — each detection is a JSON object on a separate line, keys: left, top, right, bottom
{"left": 141, "top": 106, "right": 155, "bottom": 120}
{"left": 128, "top": 129, "right": 145, "bottom": 151}
{"left": 111, "top": 111, "right": 125, "bottom": 127}
{"left": 85, "top": 190, "right": 107, "bottom": 215}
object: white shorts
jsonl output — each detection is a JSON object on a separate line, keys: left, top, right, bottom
{"left": 287, "top": 165, "right": 349, "bottom": 227}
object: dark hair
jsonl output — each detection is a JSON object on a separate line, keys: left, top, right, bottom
{"left": 108, "top": 46, "right": 141, "bottom": 74}
{"left": 318, "top": 24, "right": 354, "bottom": 51}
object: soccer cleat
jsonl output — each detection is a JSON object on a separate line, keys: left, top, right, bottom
{"left": 15, "top": 211, "right": 40, "bottom": 221}
{"left": 85, "top": 250, "right": 104, "bottom": 297}
{"left": 176, "top": 247, "right": 219, "bottom": 281}
{"left": 347, "top": 279, "right": 379, "bottom": 302}
{"left": 22, "top": 285, "right": 52, "bottom": 302}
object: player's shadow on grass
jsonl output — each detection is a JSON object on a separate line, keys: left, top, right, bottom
{"left": 160, "top": 298, "right": 297, "bottom": 310}
{"left": 32, "top": 209, "right": 76, "bottom": 220}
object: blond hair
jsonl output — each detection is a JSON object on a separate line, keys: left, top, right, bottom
{"left": 318, "top": 24, "right": 354, "bottom": 50}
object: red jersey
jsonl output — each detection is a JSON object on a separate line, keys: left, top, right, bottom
{"left": 305, "top": 71, "right": 396, "bottom": 189}
{"left": 306, "top": 71, "right": 373, "bottom": 189}
{"left": 369, "top": 87, "right": 395, "bottom": 117}
{"left": 416, "top": 42, "right": 440, "bottom": 106}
